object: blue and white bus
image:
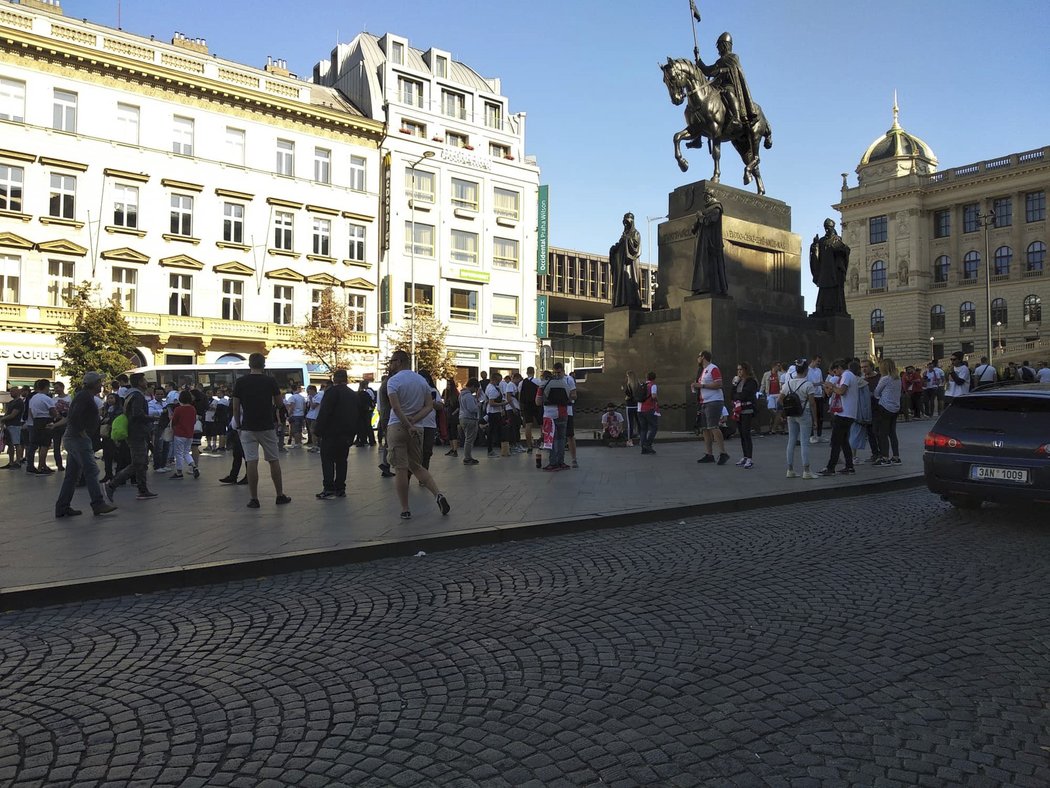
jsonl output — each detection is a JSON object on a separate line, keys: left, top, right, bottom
{"left": 125, "top": 361, "right": 309, "bottom": 391}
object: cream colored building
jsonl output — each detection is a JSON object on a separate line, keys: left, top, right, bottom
{"left": 0, "top": 0, "right": 384, "bottom": 388}
{"left": 837, "top": 103, "right": 1048, "bottom": 366}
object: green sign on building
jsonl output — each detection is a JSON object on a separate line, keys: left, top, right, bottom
{"left": 536, "top": 184, "right": 549, "bottom": 275}
{"left": 536, "top": 294, "right": 548, "bottom": 339}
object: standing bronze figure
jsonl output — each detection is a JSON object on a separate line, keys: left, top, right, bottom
{"left": 810, "top": 218, "right": 850, "bottom": 316}
{"left": 691, "top": 193, "right": 729, "bottom": 296}
{"left": 610, "top": 213, "right": 643, "bottom": 309}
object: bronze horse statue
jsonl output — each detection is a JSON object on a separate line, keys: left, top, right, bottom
{"left": 661, "top": 57, "right": 773, "bottom": 195}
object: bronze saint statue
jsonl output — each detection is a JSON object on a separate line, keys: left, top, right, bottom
{"left": 691, "top": 193, "right": 729, "bottom": 296}
{"left": 610, "top": 212, "right": 642, "bottom": 309}
{"left": 810, "top": 218, "right": 850, "bottom": 316}
{"left": 696, "top": 33, "right": 757, "bottom": 139}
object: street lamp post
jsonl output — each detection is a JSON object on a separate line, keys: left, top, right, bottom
{"left": 978, "top": 208, "right": 997, "bottom": 361}
{"left": 646, "top": 214, "right": 667, "bottom": 267}
{"left": 996, "top": 320, "right": 1003, "bottom": 354}
{"left": 408, "top": 150, "right": 435, "bottom": 371}
{"left": 929, "top": 336, "right": 935, "bottom": 362}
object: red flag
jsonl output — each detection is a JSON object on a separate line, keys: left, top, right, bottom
{"left": 690, "top": 0, "right": 702, "bottom": 22}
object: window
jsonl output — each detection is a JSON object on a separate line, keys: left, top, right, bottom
{"left": 347, "top": 293, "right": 366, "bottom": 332}
{"left": 1024, "top": 294, "right": 1042, "bottom": 324}
{"left": 442, "top": 90, "right": 466, "bottom": 119}
{"left": 310, "top": 288, "right": 324, "bottom": 321}
{"left": 398, "top": 76, "right": 423, "bottom": 107}
{"left": 991, "top": 297, "right": 1007, "bottom": 326}
{"left": 221, "top": 278, "right": 243, "bottom": 321}
{"left": 405, "top": 221, "right": 434, "bottom": 256}
{"left": 347, "top": 223, "right": 366, "bottom": 261}
{"left": 0, "top": 164, "right": 23, "bottom": 212}
{"left": 404, "top": 282, "right": 434, "bottom": 315}
{"left": 47, "top": 259, "right": 75, "bottom": 306}
{"left": 112, "top": 266, "right": 137, "bottom": 311}
{"left": 450, "top": 230, "right": 478, "bottom": 264}
{"left": 112, "top": 184, "right": 138, "bottom": 229}
{"left": 116, "top": 103, "right": 139, "bottom": 145}
{"left": 870, "top": 308, "right": 884, "bottom": 334}
{"left": 868, "top": 215, "right": 887, "bottom": 244}
{"left": 934, "top": 255, "right": 950, "bottom": 283}
{"left": 493, "top": 237, "right": 519, "bottom": 270}
{"left": 172, "top": 116, "right": 194, "bottom": 155}
{"left": 489, "top": 142, "right": 510, "bottom": 159}
{"left": 405, "top": 167, "right": 435, "bottom": 203}
{"left": 390, "top": 41, "right": 404, "bottom": 64}
{"left": 446, "top": 131, "right": 469, "bottom": 148}
{"left": 169, "top": 194, "right": 193, "bottom": 236}
{"left": 273, "top": 284, "right": 293, "bottom": 325}
{"left": 52, "top": 89, "right": 77, "bottom": 132}
{"left": 434, "top": 55, "right": 447, "bottom": 78}
{"left": 993, "top": 197, "right": 1012, "bottom": 228}
{"left": 169, "top": 273, "right": 192, "bottom": 316}
{"left": 49, "top": 174, "right": 76, "bottom": 219}
{"left": 960, "top": 301, "right": 976, "bottom": 329}
{"left": 450, "top": 288, "right": 478, "bottom": 322}
{"left": 963, "top": 251, "right": 980, "bottom": 280}
{"left": 933, "top": 209, "right": 950, "bottom": 238}
{"left": 869, "top": 260, "right": 886, "bottom": 289}
{"left": 485, "top": 102, "right": 503, "bottom": 129}
{"left": 494, "top": 188, "right": 520, "bottom": 220}
{"left": 276, "top": 139, "right": 295, "bottom": 176}
{"left": 1027, "top": 241, "right": 1046, "bottom": 273}
{"left": 312, "top": 217, "right": 331, "bottom": 256}
{"left": 963, "top": 203, "right": 980, "bottom": 233}
{"left": 401, "top": 119, "right": 426, "bottom": 138}
{"left": 451, "top": 178, "right": 479, "bottom": 211}
{"left": 314, "top": 148, "right": 331, "bottom": 184}
{"left": 223, "top": 203, "right": 244, "bottom": 244}
{"left": 492, "top": 294, "right": 519, "bottom": 326}
{"left": 349, "top": 155, "right": 366, "bottom": 192}
{"left": 0, "top": 77, "right": 25, "bottom": 122}
{"left": 1026, "top": 191, "right": 1046, "bottom": 223}
{"left": 273, "top": 211, "right": 294, "bottom": 251}
{"left": 930, "top": 304, "right": 945, "bottom": 331}
{"left": 0, "top": 254, "right": 19, "bottom": 302}
{"left": 225, "top": 127, "right": 245, "bottom": 165}
{"left": 994, "top": 246, "right": 1012, "bottom": 276}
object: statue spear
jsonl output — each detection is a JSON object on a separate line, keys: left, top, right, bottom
{"left": 689, "top": 0, "right": 701, "bottom": 61}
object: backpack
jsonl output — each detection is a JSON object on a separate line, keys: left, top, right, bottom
{"left": 519, "top": 377, "right": 538, "bottom": 411}
{"left": 634, "top": 381, "right": 650, "bottom": 403}
{"left": 1020, "top": 366, "right": 1036, "bottom": 383}
{"left": 543, "top": 378, "right": 570, "bottom": 406}
{"left": 781, "top": 380, "right": 804, "bottom": 418}
{"left": 110, "top": 413, "right": 129, "bottom": 441}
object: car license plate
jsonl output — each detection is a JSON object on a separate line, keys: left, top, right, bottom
{"left": 969, "top": 465, "right": 1029, "bottom": 484}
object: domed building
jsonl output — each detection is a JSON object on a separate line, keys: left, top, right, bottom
{"left": 835, "top": 98, "right": 1048, "bottom": 367}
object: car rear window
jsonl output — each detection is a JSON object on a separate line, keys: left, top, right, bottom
{"left": 938, "top": 395, "right": 1050, "bottom": 429}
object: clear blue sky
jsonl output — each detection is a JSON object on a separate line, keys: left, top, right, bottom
{"left": 76, "top": 0, "right": 1050, "bottom": 309}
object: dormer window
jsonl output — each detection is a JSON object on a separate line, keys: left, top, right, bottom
{"left": 390, "top": 41, "right": 404, "bottom": 65}
{"left": 435, "top": 55, "right": 447, "bottom": 78}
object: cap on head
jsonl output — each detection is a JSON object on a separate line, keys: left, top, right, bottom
{"left": 82, "top": 371, "right": 102, "bottom": 387}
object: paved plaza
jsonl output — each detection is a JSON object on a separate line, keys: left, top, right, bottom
{"left": 1, "top": 486, "right": 1047, "bottom": 786}
{"left": 2, "top": 422, "right": 928, "bottom": 607}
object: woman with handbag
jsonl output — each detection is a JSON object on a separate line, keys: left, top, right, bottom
{"left": 732, "top": 362, "right": 760, "bottom": 469}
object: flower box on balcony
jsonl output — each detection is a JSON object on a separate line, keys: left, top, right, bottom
{"left": 503, "top": 155, "right": 514, "bottom": 161}
{"left": 432, "top": 136, "right": 444, "bottom": 142}
{"left": 398, "top": 128, "right": 411, "bottom": 135}
{"left": 463, "top": 145, "right": 474, "bottom": 151}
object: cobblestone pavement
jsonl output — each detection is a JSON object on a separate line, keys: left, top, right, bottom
{"left": 1, "top": 488, "right": 1048, "bottom": 787}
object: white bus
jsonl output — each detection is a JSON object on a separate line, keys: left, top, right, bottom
{"left": 125, "top": 361, "right": 310, "bottom": 391}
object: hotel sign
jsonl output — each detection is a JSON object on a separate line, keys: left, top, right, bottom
{"left": 536, "top": 294, "right": 548, "bottom": 339}
{"left": 536, "top": 184, "right": 549, "bottom": 275}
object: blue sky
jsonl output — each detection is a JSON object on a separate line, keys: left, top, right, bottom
{"left": 75, "top": 0, "right": 1050, "bottom": 308}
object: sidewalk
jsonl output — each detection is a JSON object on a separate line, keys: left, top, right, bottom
{"left": 0, "top": 421, "right": 931, "bottom": 609}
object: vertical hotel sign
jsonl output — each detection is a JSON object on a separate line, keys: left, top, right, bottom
{"left": 536, "top": 184, "right": 549, "bottom": 275}
{"left": 536, "top": 294, "right": 548, "bottom": 339}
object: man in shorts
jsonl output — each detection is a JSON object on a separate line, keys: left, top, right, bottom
{"left": 385, "top": 350, "right": 450, "bottom": 519}
{"left": 231, "top": 352, "right": 291, "bottom": 509}
{"left": 693, "top": 350, "right": 730, "bottom": 465}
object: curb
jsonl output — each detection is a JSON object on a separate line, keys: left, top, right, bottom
{"left": 0, "top": 475, "right": 927, "bottom": 612}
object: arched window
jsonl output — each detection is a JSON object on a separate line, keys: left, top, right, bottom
{"left": 1027, "top": 241, "right": 1046, "bottom": 273}
{"left": 991, "top": 297, "right": 1007, "bottom": 326}
{"left": 930, "top": 304, "right": 945, "bottom": 331}
{"left": 1024, "top": 294, "right": 1042, "bottom": 324}
{"left": 870, "top": 260, "right": 887, "bottom": 289}
{"left": 960, "top": 301, "right": 976, "bottom": 328}
{"left": 994, "top": 246, "right": 1012, "bottom": 276}
{"left": 934, "top": 255, "right": 950, "bottom": 283}
{"left": 216, "top": 353, "right": 246, "bottom": 364}
{"left": 963, "top": 251, "right": 980, "bottom": 279}
{"left": 870, "top": 308, "right": 885, "bottom": 334}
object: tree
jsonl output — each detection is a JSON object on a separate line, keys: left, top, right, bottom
{"left": 296, "top": 287, "right": 360, "bottom": 373}
{"left": 58, "top": 282, "right": 138, "bottom": 388}
{"left": 389, "top": 307, "right": 455, "bottom": 379}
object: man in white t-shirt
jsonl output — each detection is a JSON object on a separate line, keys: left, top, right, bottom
{"left": 1037, "top": 362, "right": 1050, "bottom": 383}
{"left": 945, "top": 352, "right": 971, "bottom": 403}
{"left": 25, "top": 378, "right": 58, "bottom": 474}
{"left": 818, "top": 359, "right": 859, "bottom": 475}
{"left": 305, "top": 384, "right": 323, "bottom": 452}
{"left": 973, "top": 356, "right": 997, "bottom": 386}
{"left": 693, "top": 350, "right": 729, "bottom": 465}
{"left": 284, "top": 385, "right": 307, "bottom": 446}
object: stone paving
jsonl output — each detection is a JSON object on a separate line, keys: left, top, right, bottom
{"left": 1, "top": 421, "right": 928, "bottom": 602}
{"left": 1, "top": 487, "right": 1047, "bottom": 786}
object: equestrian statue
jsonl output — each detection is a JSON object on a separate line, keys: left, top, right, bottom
{"left": 661, "top": 5, "right": 773, "bottom": 195}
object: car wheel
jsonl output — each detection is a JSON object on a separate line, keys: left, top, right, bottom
{"left": 945, "top": 494, "right": 982, "bottom": 510}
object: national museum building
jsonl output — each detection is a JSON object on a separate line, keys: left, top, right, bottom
{"left": 837, "top": 105, "right": 1048, "bottom": 365}
{"left": 0, "top": 0, "right": 386, "bottom": 388}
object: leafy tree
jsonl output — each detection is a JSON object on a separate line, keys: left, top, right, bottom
{"left": 389, "top": 307, "right": 455, "bottom": 379}
{"left": 58, "top": 282, "right": 138, "bottom": 388}
{"left": 296, "top": 287, "right": 361, "bottom": 373}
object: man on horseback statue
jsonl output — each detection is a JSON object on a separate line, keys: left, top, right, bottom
{"left": 695, "top": 32, "right": 756, "bottom": 140}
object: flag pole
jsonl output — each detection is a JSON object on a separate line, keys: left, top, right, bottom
{"left": 689, "top": 0, "right": 701, "bottom": 61}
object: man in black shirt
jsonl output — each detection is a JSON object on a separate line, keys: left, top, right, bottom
{"left": 106, "top": 372, "right": 157, "bottom": 503}
{"left": 313, "top": 369, "right": 360, "bottom": 499}
{"left": 231, "top": 352, "right": 290, "bottom": 509}
{"left": 54, "top": 372, "right": 117, "bottom": 518}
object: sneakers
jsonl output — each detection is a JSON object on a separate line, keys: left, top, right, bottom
{"left": 735, "top": 458, "right": 748, "bottom": 466}
{"left": 316, "top": 491, "right": 336, "bottom": 500}
{"left": 571, "top": 459, "right": 579, "bottom": 469}
{"left": 236, "top": 476, "right": 248, "bottom": 485}
{"left": 155, "top": 466, "right": 171, "bottom": 473}
{"left": 381, "top": 470, "right": 396, "bottom": 478}
{"left": 400, "top": 510, "right": 412, "bottom": 519}
{"left": 488, "top": 451, "right": 499, "bottom": 458}
{"left": 808, "top": 436, "right": 819, "bottom": 444}
{"left": 838, "top": 467, "right": 856, "bottom": 474}
{"left": 104, "top": 482, "right": 116, "bottom": 502}
{"left": 742, "top": 459, "right": 753, "bottom": 469}
{"left": 246, "top": 499, "right": 260, "bottom": 509}
{"left": 802, "top": 470, "right": 816, "bottom": 480}
{"left": 697, "top": 454, "right": 715, "bottom": 464}
{"left": 716, "top": 453, "right": 730, "bottom": 466}
{"left": 93, "top": 503, "right": 117, "bottom": 516}
{"left": 463, "top": 458, "right": 479, "bottom": 465}
{"left": 276, "top": 494, "right": 291, "bottom": 505}
{"left": 890, "top": 457, "right": 902, "bottom": 465}
{"left": 436, "top": 493, "right": 450, "bottom": 516}
{"left": 55, "top": 508, "right": 83, "bottom": 518}
{"left": 192, "top": 466, "right": 200, "bottom": 479}
{"left": 218, "top": 476, "right": 237, "bottom": 484}
{"left": 873, "top": 458, "right": 892, "bottom": 467}
{"left": 786, "top": 469, "right": 798, "bottom": 478}
{"left": 136, "top": 491, "right": 158, "bottom": 501}
{"left": 816, "top": 468, "right": 836, "bottom": 477}
{"left": 444, "top": 449, "right": 457, "bottom": 456}
{"left": 170, "top": 472, "right": 184, "bottom": 479}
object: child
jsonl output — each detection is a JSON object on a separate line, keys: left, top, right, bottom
{"left": 170, "top": 390, "right": 200, "bottom": 479}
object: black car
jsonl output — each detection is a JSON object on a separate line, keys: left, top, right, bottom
{"left": 923, "top": 382, "right": 1050, "bottom": 509}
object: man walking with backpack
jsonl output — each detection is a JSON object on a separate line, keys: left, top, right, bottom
{"left": 105, "top": 372, "right": 158, "bottom": 503}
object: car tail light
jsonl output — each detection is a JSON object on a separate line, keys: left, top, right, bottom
{"left": 1037, "top": 444, "right": 1050, "bottom": 456}
{"left": 925, "top": 432, "right": 965, "bottom": 450}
